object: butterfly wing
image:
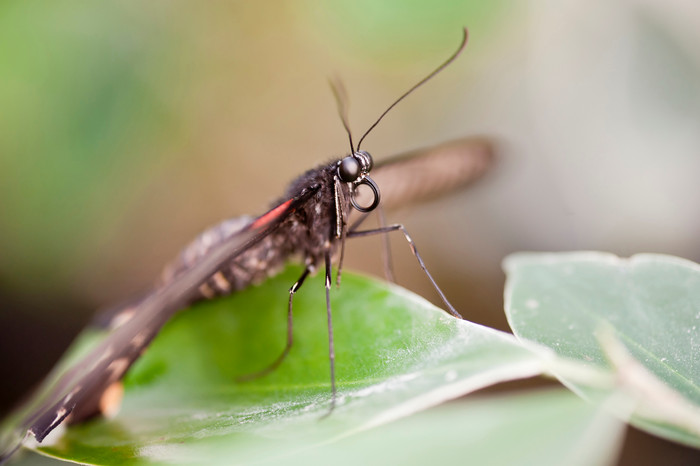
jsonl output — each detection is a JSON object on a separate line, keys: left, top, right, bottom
{"left": 0, "top": 188, "right": 317, "bottom": 461}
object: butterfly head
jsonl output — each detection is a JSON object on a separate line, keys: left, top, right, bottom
{"left": 337, "top": 151, "right": 380, "bottom": 213}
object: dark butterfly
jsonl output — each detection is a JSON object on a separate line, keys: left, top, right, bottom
{"left": 0, "top": 28, "right": 492, "bottom": 463}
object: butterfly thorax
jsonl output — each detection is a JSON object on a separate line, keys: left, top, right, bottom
{"left": 161, "top": 160, "right": 352, "bottom": 302}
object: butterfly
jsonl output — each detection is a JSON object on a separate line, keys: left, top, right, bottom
{"left": 0, "top": 28, "right": 492, "bottom": 463}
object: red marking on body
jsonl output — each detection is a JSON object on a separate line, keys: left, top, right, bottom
{"left": 252, "top": 199, "right": 294, "bottom": 228}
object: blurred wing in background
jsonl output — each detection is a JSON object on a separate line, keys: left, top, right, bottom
{"left": 368, "top": 137, "right": 493, "bottom": 210}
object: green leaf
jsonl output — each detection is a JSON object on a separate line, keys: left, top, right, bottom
{"left": 504, "top": 252, "right": 700, "bottom": 448}
{"left": 23, "top": 267, "right": 543, "bottom": 465}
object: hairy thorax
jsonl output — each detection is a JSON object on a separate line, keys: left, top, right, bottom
{"left": 161, "top": 161, "right": 352, "bottom": 302}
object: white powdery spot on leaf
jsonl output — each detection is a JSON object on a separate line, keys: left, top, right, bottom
{"left": 444, "top": 370, "right": 458, "bottom": 382}
{"left": 350, "top": 372, "right": 421, "bottom": 399}
{"left": 138, "top": 443, "right": 195, "bottom": 463}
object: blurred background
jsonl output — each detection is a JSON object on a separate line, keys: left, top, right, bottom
{"left": 1, "top": 0, "right": 699, "bottom": 464}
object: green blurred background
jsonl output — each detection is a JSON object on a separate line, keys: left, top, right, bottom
{"left": 1, "top": 1, "right": 699, "bottom": 464}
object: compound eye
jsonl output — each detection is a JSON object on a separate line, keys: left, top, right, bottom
{"left": 338, "top": 156, "right": 361, "bottom": 182}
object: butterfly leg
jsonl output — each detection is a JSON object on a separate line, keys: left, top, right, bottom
{"left": 236, "top": 266, "right": 311, "bottom": 382}
{"left": 323, "top": 247, "right": 338, "bottom": 415}
{"left": 347, "top": 224, "right": 462, "bottom": 318}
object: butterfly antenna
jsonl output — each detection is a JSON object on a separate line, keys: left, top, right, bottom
{"left": 356, "top": 28, "right": 469, "bottom": 151}
{"left": 329, "top": 76, "right": 355, "bottom": 154}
